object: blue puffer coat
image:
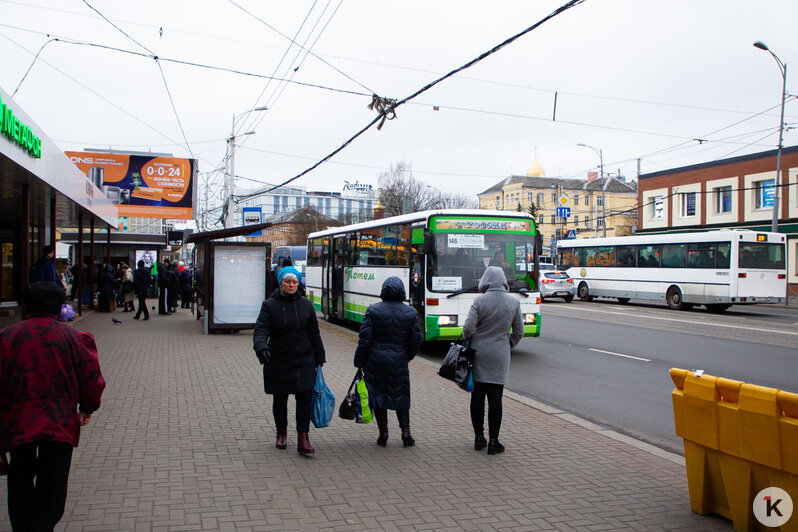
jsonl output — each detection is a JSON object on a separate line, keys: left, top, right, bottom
{"left": 354, "top": 277, "right": 422, "bottom": 410}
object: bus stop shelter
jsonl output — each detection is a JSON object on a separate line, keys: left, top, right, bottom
{"left": 185, "top": 223, "right": 273, "bottom": 334}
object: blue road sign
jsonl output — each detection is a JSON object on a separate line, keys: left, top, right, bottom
{"left": 566, "top": 230, "right": 576, "bottom": 239}
{"left": 242, "top": 206, "right": 263, "bottom": 236}
{"left": 556, "top": 207, "right": 571, "bottom": 218}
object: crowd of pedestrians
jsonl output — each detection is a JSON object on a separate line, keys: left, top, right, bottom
{"left": 5, "top": 247, "right": 523, "bottom": 530}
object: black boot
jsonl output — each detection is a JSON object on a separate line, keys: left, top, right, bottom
{"left": 397, "top": 409, "right": 414, "bottom": 447}
{"left": 377, "top": 424, "right": 388, "bottom": 447}
{"left": 487, "top": 439, "right": 505, "bottom": 455}
{"left": 374, "top": 407, "right": 388, "bottom": 447}
{"left": 474, "top": 434, "right": 487, "bottom": 451}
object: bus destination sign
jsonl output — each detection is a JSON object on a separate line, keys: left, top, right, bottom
{"left": 434, "top": 218, "right": 531, "bottom": 232}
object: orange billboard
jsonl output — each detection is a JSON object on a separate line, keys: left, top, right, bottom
{"left": 66, "top": 151, "right": 197, "bottom": 219}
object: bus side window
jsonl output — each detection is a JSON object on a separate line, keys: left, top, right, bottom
{"left": 662, "top": 244, "right": 686, "bottom": 268}
{"left": 639, "top": 245, "right": 661, "bottom": 267}
{"left": 616, "top": 245, "right": 636, "bottom": 267}
{"left": 717, "top": 243, "right": 730, "bottom": 268}
{"left": 347, "top": 233, "right": 359, "bottom": 265}
{"left": 585, "top": 247, "right": 597, "bottom": 267}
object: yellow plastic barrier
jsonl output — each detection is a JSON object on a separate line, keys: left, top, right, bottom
{"left": 670, "top": 368, "right": 798, "bottom": 531}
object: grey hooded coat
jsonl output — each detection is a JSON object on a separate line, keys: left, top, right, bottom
{"left": 462, "top": 266, "right": 524, "bottom": 385}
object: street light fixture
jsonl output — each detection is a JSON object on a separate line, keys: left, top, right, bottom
{"left": 577, "top": 143, "right": 606, "bottom": 237}
{"left": 753, "top": 41, "right": 787, "bottom": 233}
{"left": 224, "top": 106, "right": 268, "bottom": 228}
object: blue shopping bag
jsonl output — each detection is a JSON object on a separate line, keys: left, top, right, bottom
{"left": 311, "top": 366, "right": 335, "bottom": 429}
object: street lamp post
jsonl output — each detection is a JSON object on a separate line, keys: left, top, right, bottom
{"left": 577, "top": 143, "right": 606, "bottom": 237}
{"left": 224, "top": 106, "right": 268, "bottom": 228}
{"left": 753, "top": 41, "right": 787, "bottom": 233}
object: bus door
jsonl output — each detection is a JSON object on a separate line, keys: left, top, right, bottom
{"left": 330, "top": 236, "right": 346, "bottom": 320}
{"left": 321, "top": 238, "right": 331, "bottom": 316}
{"left": 409, "top": 231, "right": 427, "bottom": 319}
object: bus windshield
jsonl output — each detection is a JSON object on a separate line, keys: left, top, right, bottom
{"left": 739, "top": 242, "right": 785, "bottom": 269}
{"left": 428, "top": 232, "right": 535, "bottom": 292}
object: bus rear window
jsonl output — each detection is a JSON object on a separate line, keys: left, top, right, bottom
{"left": 739, "top": 243, "right": 785, "bottom": 269}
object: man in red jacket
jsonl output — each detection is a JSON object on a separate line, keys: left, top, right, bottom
{"left": 0, "top": 281, "right": 105, "bottom": 531}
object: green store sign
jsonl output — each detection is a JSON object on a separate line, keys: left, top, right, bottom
{"left": 0, "top": 93, "right": 42, "bottom": 158}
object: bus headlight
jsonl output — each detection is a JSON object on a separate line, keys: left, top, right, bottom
{"left": 523, "top": 313, "right": 536, "bottom": 324}
{"left": 437, "top": 315, "right": 458, "bottom": 326}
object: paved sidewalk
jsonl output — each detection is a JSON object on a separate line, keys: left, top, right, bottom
{"left": 1, "top": 308, "right": 731, "bottom": 531}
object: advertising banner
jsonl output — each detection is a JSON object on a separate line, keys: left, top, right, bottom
{"left": 66, "top": 151, "right": 197, "bottom": 219}
{"left": 135, "top": 250, "right": 158, "bottom": 269}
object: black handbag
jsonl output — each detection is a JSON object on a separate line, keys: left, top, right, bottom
{"left": 338, "top": 370, "right": 361, "bottom": 420}
{"left": 439, "top": 337, "right": 474, "bottom": 388}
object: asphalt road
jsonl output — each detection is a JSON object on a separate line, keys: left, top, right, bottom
{"left": 420, "top": 298, "right": 798, "bottom": 455}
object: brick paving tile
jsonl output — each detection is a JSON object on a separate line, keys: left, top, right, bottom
{"left": 0, "top": 309, "right": 735, "bottom": 531}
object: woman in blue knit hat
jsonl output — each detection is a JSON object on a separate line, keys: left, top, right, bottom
{"left": 253, "top": 266, "right": 326, "bottom": 454}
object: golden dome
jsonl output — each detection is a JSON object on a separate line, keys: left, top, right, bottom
{"left": 526, "top": 158, "right": 545, "bottom": 177}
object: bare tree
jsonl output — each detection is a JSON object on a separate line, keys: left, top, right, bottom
{"left": 378, "top": 161, "right": 477, "bottom": 215}
{"left": 282, "top": 206, "right": 341, "bottom": 245}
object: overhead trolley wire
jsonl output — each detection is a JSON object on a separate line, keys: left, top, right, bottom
{"left": 226, "top": 0, "right": 375, "bottom": 96}
{"left": 235, "top": 0, "right": 588, "bottom": 204}
{"left": 81, "top": 0, "right": 196, "bottom": 160}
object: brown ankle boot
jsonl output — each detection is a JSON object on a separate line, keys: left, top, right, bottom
{"left": 297, "top": 432, "right": 315, "bottom": 454}
{"left": 275, "top": 428, "right": 287, "bottom": 449}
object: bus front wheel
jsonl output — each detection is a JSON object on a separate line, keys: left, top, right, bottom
{"left": 666, "top": 286, "right": 685, "bottom": 310}
{"left": 578, "top": 283, "right": 593, "bottom": 302}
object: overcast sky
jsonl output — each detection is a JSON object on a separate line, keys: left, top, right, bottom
{"left": 1, "top": 0, "right": 795, "bottom": 220}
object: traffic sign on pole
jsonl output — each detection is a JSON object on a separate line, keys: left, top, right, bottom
{"left": 556, "top": 207, "right": 571, "bottom": 218}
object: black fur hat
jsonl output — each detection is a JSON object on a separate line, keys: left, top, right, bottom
{"left": 24, "top": 281, "right": 65, "bottom": 316}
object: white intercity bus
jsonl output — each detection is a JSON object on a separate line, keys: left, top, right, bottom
{"left": 556, "top": 229, "right": 787, "bottom": 312}
{"left": 306, "top": 210, "right": 542, "bottom": 341}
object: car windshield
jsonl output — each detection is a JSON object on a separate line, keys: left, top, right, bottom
{"left": 544, "top": 272, "right": 569, "bottom": 279}
{"left": 428, "top": 232, "right": 535, "bottom": 292}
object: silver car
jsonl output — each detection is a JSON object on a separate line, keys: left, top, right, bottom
{"left": 540, "top": 271, "right": 575, "bottom": 302}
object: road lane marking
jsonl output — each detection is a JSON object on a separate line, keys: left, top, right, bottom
{"left": 552, "top": 306, "right": 798, "bottom": 337}
{"left": 589, "top": 348, "right": 651, "bottom": 362}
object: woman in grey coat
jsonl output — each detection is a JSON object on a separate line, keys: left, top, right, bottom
{"left": 462, "top": 266, "right": 524, "bottom": 454}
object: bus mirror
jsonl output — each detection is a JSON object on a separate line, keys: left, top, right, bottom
{"left": 423, "top": 232, "right": 434, "bottom": 254}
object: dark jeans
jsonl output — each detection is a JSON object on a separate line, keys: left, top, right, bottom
{"left": 272, "top": 390, "right": 313, "bottom": 433}
{"left": 134, "top": 294, "right": 149, "bottom": 319}
{"left": 7, "top": 441, "right": 73, "bottom": 532}
{"left": 180, "top": 290, "right": 192, "bottom": 308}
{"left": 470, "top": 381, "right": 504, "bottom": 440}
{"left": 158, "top": 288, "right": 168, "bottom": 314}
{"left": 373, "top": 407, "right": 411, "bottom": 429}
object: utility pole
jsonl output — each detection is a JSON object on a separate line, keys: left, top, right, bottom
{"left": 223, "top": 107, "right": 267, "bottom": 228}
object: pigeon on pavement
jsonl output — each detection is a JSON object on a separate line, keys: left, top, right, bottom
{"left": 112, "top": 317, "right": 122, "bottom": 324}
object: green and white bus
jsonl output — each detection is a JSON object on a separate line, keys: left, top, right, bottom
{"left": 306, "top": 210, "right": 542, "bottom": 341}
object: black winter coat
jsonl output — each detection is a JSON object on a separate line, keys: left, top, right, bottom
{"left": 253, "top": 289, "right": 325, "bottom": 395}
{"left": 179, "top": 269, "right": 193, "bottom": 292}
{"left": 354, "top": 277, "right": 422, "bottom": 410}
{"left": 97, "top": 265, "right": 115, "bottom": 301}
{"left": 133, "top": 266, "right": 152, "bottom": 296}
